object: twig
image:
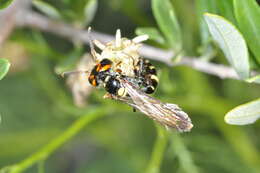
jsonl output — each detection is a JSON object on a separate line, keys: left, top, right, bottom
{"left": 15, "top": 10, "right": 241, "bottom": 80}
{"left": 177, "top": 57, "right": 239, "bottom": 79}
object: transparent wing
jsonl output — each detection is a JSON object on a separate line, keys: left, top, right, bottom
{"left": 107, "top": 79, "right": 193, "bottom": 132}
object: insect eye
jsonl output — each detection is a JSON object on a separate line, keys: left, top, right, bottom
{"left": 100, "top": 58, "right": 112, "bottom": 66}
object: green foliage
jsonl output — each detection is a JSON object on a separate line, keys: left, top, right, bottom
{"left": 0, "top": 0, "right": 13, "bottom": 9}
{"left": 145, "top": 125, "right": 168, "bottom": 173}
{"left": 32, "top": 0, "right": 98, "bottom": 26}
{"left": 171, "top": 132, "right": 199, "bottom": 173}
{"left": 216, "top": 0, "right": 236, "bottom": 23}
{"left": 0, "top": 0, "right": 260, "bottom": 173}
{"left": 202, "top": 2, "right": 260, "bottom": 125}
{"left": 151, "top": 0, "right": 182, "bottom": 51}
{"left": 63, "top": 0, "right": 98, "bottom": 26}
{"left": 225, "top": 98, "right": 260, "bottom": 125}
{"left": 135, "top": 27, "right": 165, "bottom": 45}
{"left": 0, "top": 58, "right": 10, "bottom": 80}
{"left": 2, "top": 109, "right": 105, "bottom": 173}
{"left": 204, "top": 13, "right": 250, "bottom": 79}
{"left": 233, "top": 0, "right": 260, "bottom": 64}
{"left": 84, "top": 0, "right": 98, "bottom": 26}
{"left": 32, "top": 0, "right": 61, "bottom": 19}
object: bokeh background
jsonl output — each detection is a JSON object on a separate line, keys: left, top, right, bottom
{"left": 0, "top": 0, "right": 260, "bottom": 173}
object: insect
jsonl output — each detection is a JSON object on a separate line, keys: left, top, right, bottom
{"left": 62, "top": 28, "right": 193, "bottom": 132}
{"left": 105, "top": 78, "right": 193, "bottom": 132}
{"left": 87, "top": 28, "right": 159, "bottom": 97}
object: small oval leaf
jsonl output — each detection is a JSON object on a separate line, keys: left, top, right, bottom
{"left": 84, "top": 0, "right": 98, "bottom": 26}
{"left": 0, "top": 58, "right": 10, "bottom": 80}
{"left": 135, "top": 27, "right": 165, "bottom": 45}
{"left": 32, "top": 0, "right": 61, "bottom": 19}
{"left": 0, "top": 0, "right": 13, "bottom": 9}
{"left": 152, "top": 0, "right": 182, "bottom": 51}
{"left": 234, "top": 0, "right": 260, "bottom": 64}
{"left": 204, "top": 13, "right": 250, "bottom": 79}
{"left": 225, "top": 98, "right": 260, "bottom": 125}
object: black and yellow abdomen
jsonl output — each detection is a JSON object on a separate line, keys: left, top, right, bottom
{"left": 134, "top": 58, "right": 159, "bottom": 94}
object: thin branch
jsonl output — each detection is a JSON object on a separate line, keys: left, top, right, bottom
{"left": 15, "top": 10, "right": 241, "bottom": 80}
{"left": 178, "top": 57, "right": 239, "bottom": 79}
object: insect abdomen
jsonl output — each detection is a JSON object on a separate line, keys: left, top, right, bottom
{"left": 141, "top": 59, "right": 159, "bottom": 94}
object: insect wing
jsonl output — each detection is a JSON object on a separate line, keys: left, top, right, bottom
{"left": 120, "top": 79, "right": 193, "bottom": 132}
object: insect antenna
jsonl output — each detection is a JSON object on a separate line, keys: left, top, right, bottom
{"left": 61, "top": 70, "right": 89, "bottom": 78}
{"left": 87, "top": 27, "right": 99, "bottom": 62}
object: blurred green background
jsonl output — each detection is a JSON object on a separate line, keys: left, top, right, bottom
{"left": 0, "top": 0, "right": 260, "bottom": 173}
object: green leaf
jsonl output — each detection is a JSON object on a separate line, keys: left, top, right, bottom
{"left": 135, "top": 27, "right": 165, "bottom": 45}
{"left": 225, "top": 98, "right": 260, "bottom": 125}
{"left": 234, "top": 0, "right": 260, "bottom": 64}
{"left": 0, "top": 0, "right": 13, "bottom": 9}
{"left": 32, "top": 0, "right": 61, "bottom": 19}
{"left": 196, "top": 0, "right": 217, "bottom": 45}
{"left": 246, "top": 74, "right": 260, "bottom": 84}
{"left": 216, "top": 0, "right": 236, "bottom": 24}
{"left": 152, "top": 0, "right": 182, "bottom": 51}
{"left": 84, "top": 0, "right": 98, "bottom": 26}
{"left": 204, "top": 13, "right": 250, "bottom": 79}
{"left": 120, "top": 0, "right": 151, "bottom": 26}
{"left": 0, "top": 58, "right": 10, "bottom": 80}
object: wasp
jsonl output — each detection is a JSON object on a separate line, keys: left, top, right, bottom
{"left": 87, "top": 29, "right": 159, "bottom": 97}
{"left": 88, "top": 58, "right": 159, "bottom": 97}
{"left": 62, "top": 28, "right": 192, "bottom": 132}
